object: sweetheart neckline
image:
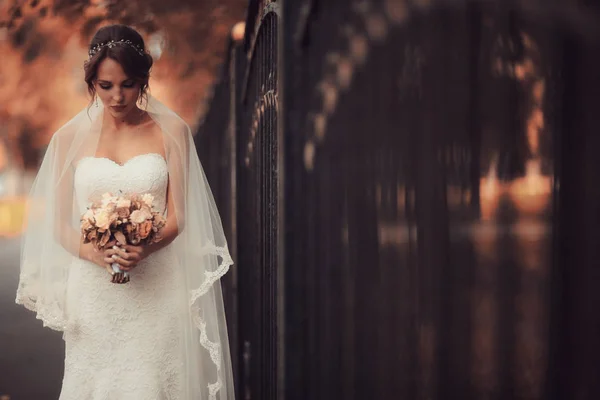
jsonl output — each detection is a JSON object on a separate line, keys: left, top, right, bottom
{"left": 79, "top": 152, "right": 166, "bottom": 167}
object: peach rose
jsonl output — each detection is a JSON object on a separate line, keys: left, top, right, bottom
{"left": 139, "top": 220, "right": 153, "bottom": 239}
{"left": 81, "top": 219, "right": 93, "bottom": 231}
{"left": 116, "top": 207, "right": 130, "bottom": 219}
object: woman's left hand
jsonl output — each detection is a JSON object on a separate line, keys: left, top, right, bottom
{"left": 108, "top": 243, "right": 151, "bottom": 271}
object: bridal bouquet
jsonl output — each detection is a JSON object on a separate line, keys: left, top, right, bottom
{"left": 81, "top": 192, "right": 166, "bottom": 283}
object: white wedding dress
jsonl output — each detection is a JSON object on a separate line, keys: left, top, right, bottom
{"left": 60, "top": 153, "right": 186, "bottom": 400}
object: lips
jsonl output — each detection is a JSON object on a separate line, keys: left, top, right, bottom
{"left": 111, "top": 105, "right": 127, "bottom": 111}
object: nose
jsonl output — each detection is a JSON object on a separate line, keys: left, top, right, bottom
{"left": 113, "top": 88, "right": 124, "bottom": 103}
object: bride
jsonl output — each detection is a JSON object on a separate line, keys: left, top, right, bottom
{"left": 15, "top": 24, "right": 235, "bottom": 400}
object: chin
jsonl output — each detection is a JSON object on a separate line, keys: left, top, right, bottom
{"left": 108, "top": 105, "right": 135, "bottom": 117}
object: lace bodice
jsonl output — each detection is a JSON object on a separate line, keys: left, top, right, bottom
{"left": 74, "top": 153, "right": 168, "bottom": 215}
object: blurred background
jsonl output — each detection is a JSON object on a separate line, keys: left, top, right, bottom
{"left": 4, "top": 0, "right": 600, "bottom": 399}
{"left": 0, "top": 0, "right": 246, "bottom": 398}
{"left": 0, "top": 0, "right": 246, "bottom": 230}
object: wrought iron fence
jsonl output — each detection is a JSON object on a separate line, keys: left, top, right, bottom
{"left": 196, "top": 2, "right": 280, "bottom": 399}
{"left": 236, "top": 3, "right": 280, "bottom": 400}
{"left": 196, "top": 0, "right": 600, "bottom": 399}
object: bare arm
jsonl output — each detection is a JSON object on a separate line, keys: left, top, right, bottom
{"left": 146, "top": 177, "right": 180, "bottom": 253}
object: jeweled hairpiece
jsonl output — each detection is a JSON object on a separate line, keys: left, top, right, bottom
{"left": 88, "top": 39, "right": 146, "bottom": 59}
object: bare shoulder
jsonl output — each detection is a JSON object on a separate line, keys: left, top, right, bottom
{"left": 147, "top": 111, "right": 192, "bottom": 146}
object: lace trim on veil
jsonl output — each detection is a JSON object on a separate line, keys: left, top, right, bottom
{"left": 190, "top": 242, "right": 233, "bottom": 400}
{"left": 16, "top": 266, "right": 69, "bottom": 332}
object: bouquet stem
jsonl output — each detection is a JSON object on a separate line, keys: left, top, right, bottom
{"left": 111, "top": 262, "right": 130, "bottom": 284}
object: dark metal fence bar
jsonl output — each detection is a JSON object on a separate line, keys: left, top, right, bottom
{"left": 236, "top": 4, "right": 279, "bottom": 399}
{"left": 549, "top": 27, "right": 600, "bottom": 400}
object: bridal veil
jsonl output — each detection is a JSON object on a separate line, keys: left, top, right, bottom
{"left": 16, "top": 96, "right": 235, "bottom": 400}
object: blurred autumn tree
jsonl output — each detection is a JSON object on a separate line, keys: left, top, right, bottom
{"left": 0, "top": 0, "right": 246, "bottom": 170}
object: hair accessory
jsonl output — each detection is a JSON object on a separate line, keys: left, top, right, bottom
{"left": 88, "top": 39, "right": 146, "bottom": 59}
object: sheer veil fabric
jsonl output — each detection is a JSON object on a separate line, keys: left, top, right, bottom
{"left": 15, "top": 96, "right": 235, "bottom": 399}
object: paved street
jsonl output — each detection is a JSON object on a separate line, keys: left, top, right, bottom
{"left": 0, "top": 237, "right": 64, "bottom": 400}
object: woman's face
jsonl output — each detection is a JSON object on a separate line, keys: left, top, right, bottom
{"left": 94, "top": 57, "right": 140, "bottom": 119}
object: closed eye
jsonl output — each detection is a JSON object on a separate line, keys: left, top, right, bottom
{"left": 98, "top": 80, "right": 136, "bottom": 90}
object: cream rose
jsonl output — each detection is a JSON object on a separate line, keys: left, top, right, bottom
{"left": 94, "top": 209, "right": 112, "bottom": 230}
{"left": 141, "top": 194, "right": 154, "bottom": 208}
{"left": 117, "top": 198, "right": 132, "bottom": 208}
{"left": 130, "top": 209, "right": 152, "bottom": 224}
{"left": 100, "top": 193, "right": 116, "bottom": 206}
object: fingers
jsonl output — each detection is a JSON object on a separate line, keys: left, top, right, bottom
{"left": 108, "top": 247, "right": 130, "bottom": 260}
{"left": 112, "top": 245, "right": 143, "bottom": 260}
{"left": 104, "top": 256, "right": 116, "bottom": 264}
{"left": 103, "top": 255, "right": 131, "bottom": 267}
{"left": 101, "top": 245, "right": 142, "bottom": 274}
{"left": 115, "top": 260, "right": 133, "bottom": 271}
{"left": 112, "top": 254, "right": 133, "bottom": 267}
{"left": 121, "top": 244, "right": 143, "bottom": 254}
{"left": 100, "top": 248, "right": 131, "bottom": 283}
{"left": 108, "top": 251, "right": 138, "bottom": 271}
{"left": 104, "top": 250, "right": 117, "bottom": 265}
{"left": 106, "top": 248, "right": 137, "bottom": 260}
{"left": 104, "top": 256, "right": 134, "bottom": 272}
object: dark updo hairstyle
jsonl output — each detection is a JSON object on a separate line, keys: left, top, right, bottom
{"left": 84, "top": 24, "right": 153, "bottom": 106}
